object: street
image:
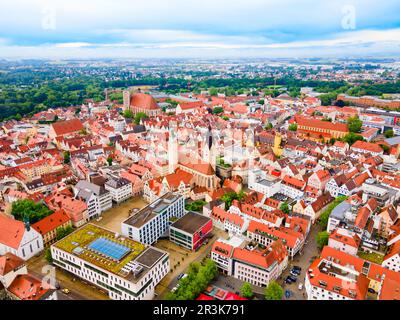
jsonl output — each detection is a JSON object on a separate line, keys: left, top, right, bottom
{"left": 26, "top": 254, "right": 109, "bottom": 300}
{"left": 278, "top": 223, "right": 322, "bottom": 300}
{"left": 154, "top": 227, "right": 229, "bottom": 299}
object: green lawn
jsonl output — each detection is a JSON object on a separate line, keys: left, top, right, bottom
{"left": 357, "top": 251, "right": 384, "bottom": 264}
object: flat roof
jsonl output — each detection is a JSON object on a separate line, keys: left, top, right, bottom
{"left": 135, "top": 247, "right": 165, "bottom": 268}
{"left": 123, "top": 192, "right": 181, "bottom": 229}
{"left": 53, "top": 224, "right": 167, "bottom": 282}
{"left": 171, "top": 211, "right": 211, "bottom": 234}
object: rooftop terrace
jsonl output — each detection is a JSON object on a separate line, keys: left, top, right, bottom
{"left": 53, "top": 224, "right": 148, "bottom": 280}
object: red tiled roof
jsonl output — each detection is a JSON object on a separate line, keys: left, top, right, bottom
{"left": 0, "top": 253, "right": 25, "bottom": 276}
{"left": 351, "top": 140, "right": 383, "bottom": 153}
{"left": 130, "top": 93, "right": 160, "bottom": 110}
{"left": 51, "top": 119, "right": 84, "bottom": 136}
{"left": 32, "top": 209, "right": 71, "bottom": 236}
{"left": 294, "top": 115, "right": 349, "bottom": 132}
{"left": 7, "top": 274, "right": 52, "bottom": 300}
{"left": 0, "top": 214, "right": 25, "bottom": 250}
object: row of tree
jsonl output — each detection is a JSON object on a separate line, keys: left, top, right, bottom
{"left": 166, "top": 259, "right": 218, "bottom": 300}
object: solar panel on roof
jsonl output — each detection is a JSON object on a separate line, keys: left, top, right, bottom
{"left": 88, "top": 237, "right": 131, "bottom": 261}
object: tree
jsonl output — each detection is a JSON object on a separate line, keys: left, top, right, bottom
{"left": 342, "top": 132, "right": 364, "bottom": 146}
{"left": 221, "top": 191, "right": 246, "bottom": 210}
{"left": 209, "top": 88, "right": 218, "bottom": 96}
{"left": 265, "top": 281, "right": 283, "bottom": 300}
{"left": 347, "top": 116, "right": 363, "bottom": 133}
{"left": 134, "top": 112, "right": 148, "bottom": 125}
{"left": 379, "top": 144, "right": 390, "bottom": 153}
{"left": 107, "top": 156, "right": 113, "bottom": 166}
{"left": 167, "top": 259, "right": 218, "bottom": 300}
{"left": 384, "top": 130, "right": 394, "bottom": 138}
{"left": 279, "top": 202, "right": 290, "bottom": 215}
{"left": 11, "top": 199, "right": 53, "bottom": 224}
{"left": 240, "top": 282, "right": 253, "bottom": 298}
{"left": 56, "top": 225, "right": 74, "bottom": 240}
{"left": 123, "top": 109, "right": 134, "bottom": 119}
{"left": 45, "top": 248, "right": 53, "bottom": 263}
{"left": 185, "top": 200, "right": 206, "bottom": 212}
{"left": 63, "top": 151, "right": 70, "bottom": 164}
{"left": 288, "top": 123, "right": 298, "bottom": 131}
{"left": 212, "top": 106, "right": 224, "bottom": 114}
{"left": 265, "top": 123, "right": 273, "bottom": 130}
{"left": 316, "top": 231, "right": 330, "bottom": 249}
{"left": 319, "top": 196, "right": 347, "bottom": 229}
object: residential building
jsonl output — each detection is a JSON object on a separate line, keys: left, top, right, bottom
{"left": 32, "top": 209, "right": 72, "bottom": 246}
{"left": 105, "top": 177, "right": 133, "bottom": 204}
{"left": 74, "top": 180, "right": 112, "bottom": 220}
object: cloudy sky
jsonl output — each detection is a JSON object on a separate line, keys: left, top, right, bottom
{"left": 0, "top": 0, "right": 399, "bottom": 59}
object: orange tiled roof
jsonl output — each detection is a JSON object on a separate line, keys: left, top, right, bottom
{"left": 0, "top": 252, "right": 25, "bottom": 276}
{"left": 32, "top": 209, "right": 71, "bottom": 236}
{"left": 51, "top": 119, "right": 84, "bottom": 136}
{"left": 0, "top": 214, "right": 25, "bottom": 250}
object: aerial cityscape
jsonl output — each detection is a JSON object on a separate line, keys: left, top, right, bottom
{"left": 0, "top": 0, "right": 400, "bottom": 309}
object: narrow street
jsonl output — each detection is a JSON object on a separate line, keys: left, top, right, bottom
{"left": 26, "top": 254, "right": 109, "bottom": 300}
{"left": 278, "top": 223, "right": 322, "bottom": 300}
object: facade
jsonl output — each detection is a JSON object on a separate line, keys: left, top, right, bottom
{"left": 246, "top": 220, "right": 304, "bottom": 258}
{"left": 121, "top": 192, "right": 185, "bottom": 245}
{"left": 32, "top": 209, "right": 72, "bottom": 246}
{"left": 123, "top": 91, "right": 162, "bottom": 117}
{"left": 169, "top": 211, "right": 212, "bottom": 251}
{"left": 105, "top": 176, "right": 133, "bottom": 204}
{"left": 74, "top": 180, "right": 112, "bottom": 220}
{"left": 294, "top": 115, "right": 349, "bottom": 140}
{"left": 212, "top": 238, "right": 288, "bottom": 287}
{"left": 248, "top": 169, "right": 281, "bottom": 197}
{"left": 51, "top": 224, "right": 169, "bottom": 300}
{"left": 0, "top": 214, "right": 44, "bottom": 260}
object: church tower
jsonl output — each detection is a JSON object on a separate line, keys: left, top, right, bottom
{"left": 272, "top": 132, "right": 283, "bottom": 157}
{"left": 203, "top": 126, "right": 217, "bottom": 170}
{"left": 123, "top": 90, "right": 131, "bottom": 110}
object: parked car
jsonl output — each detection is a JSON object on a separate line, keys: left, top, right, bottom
{"left": 290, "top": 269, "right": 301, "bottom": 276}
{"left": 368, "top": 288, "right": 376, "bottom": 294}
{"left": 285, "top": 290, "right": 292, "bottom": 299}
{"left": 292, "top": 266, "right": 302, "bottom": 271}
{"left": 298, "top": 283, "right": 303, "bottom": 290}
{"left": 177, "top": 273, "right": 185, "bottom": 280}
{"left": 62, "top": 288, "right": 70, "bottom": 294}
{"left": 285, "top": 276, "right": 293, "bottom": 284}
{"left": 288, "top": 275, "right": 297, "bottom": 282}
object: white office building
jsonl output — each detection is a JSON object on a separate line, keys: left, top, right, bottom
{"left": 121, "top": 193, "right": 185, "bottom": 245}
{"left": 51, "top": 224, "right": 169, "bottom": 300}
